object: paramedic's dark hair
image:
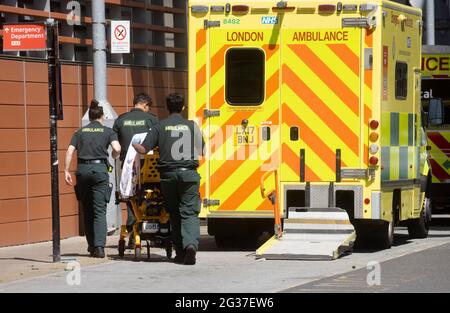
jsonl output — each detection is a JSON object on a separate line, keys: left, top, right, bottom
{"left": 166, "top": 93, "right": 184, "bottom": 113}
{"left": 133, "top": 93, "right": 152, "bottom": 107}
{"left": 89, "top": 99, "right": 104, "bottom": 120}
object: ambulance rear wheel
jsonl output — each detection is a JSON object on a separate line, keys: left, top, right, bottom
{"left": 118, "top": 239, "right": 125, "bottom": 258}
{"left": 408, "top": 198, "right": 431, "bottom": 239}
{"left": 375, "top": 220, "right": 394, "bottom": 249}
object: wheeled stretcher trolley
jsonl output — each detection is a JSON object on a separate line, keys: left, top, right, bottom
{"left": 118, "top": 153, "right": 173, "bottom": 261}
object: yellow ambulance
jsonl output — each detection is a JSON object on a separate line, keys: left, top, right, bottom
{"left": 188, "top": 0, "right": 430, "bottom": 259}
{"left": 421, "top": 45, "right": 450, "bottom": 212}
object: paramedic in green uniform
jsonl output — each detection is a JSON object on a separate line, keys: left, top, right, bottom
{"left": 113, "top": 93, "right": 159, "bottom": 237}
{"left": 64, "top": 100, "right": 121, "bottom": 258}
{"left": 133, "top": 93, "right": 204, "bottom": 265}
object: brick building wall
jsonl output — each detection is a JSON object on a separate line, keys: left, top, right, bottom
{"left": 0, "top": 0, "right": 188, "bottom": 247}
{"left": 0, "top": 57, "right": 187, "bottom": 247}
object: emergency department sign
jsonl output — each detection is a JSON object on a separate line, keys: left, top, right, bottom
{"left": 2, "top": 24, "right": 46, "bottom": 51}
{"left": 111, "top": 20, "right": 130, "bottom": 54}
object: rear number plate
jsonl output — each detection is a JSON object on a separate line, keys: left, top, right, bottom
{"left": 235, "top": 126, "right": 257, "bottom": 146}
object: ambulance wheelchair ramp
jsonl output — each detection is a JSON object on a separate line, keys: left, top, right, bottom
{"left": 256, "top": 207, "right": 356, "bottom": 261}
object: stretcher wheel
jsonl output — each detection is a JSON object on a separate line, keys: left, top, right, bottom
{"left": 166, "top": 245, "right": 173, "bottom": 259}
{"left": 118, "top": 239, "right": 126, "bottom": 258}
{"left": 134, "top": 247, "right": 141, "bottom": 261}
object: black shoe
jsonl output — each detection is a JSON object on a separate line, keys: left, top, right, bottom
{"left": 184, "top": 245, "right": 196, "bottom": 265}
{"left": 94, "top": 246, "right": 105, "bottom": 258}
{"left": 173, "top": 254, "right": 185, "bottom": 264}
{"left": 87, "top": 246, "right": 95, "bottom": 257}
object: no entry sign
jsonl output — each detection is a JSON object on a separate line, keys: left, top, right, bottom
{"left": 2, "top": 24, "right": 47, "bottom": 51}
{"left": 111, "top": 20, "right": 130, "bottom": 54}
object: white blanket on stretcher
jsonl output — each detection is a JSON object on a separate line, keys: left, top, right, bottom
{"left": 120, "top": 133, "right": 148, "bottom": 198}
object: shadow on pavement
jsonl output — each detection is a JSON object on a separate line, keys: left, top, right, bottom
{"left": 431, "top": 217, "right": 450, "bottom": 227}
{"left": 61, "top": 253, "right": 92, "bottom": 258}
{"left": 108, "top": 253, "right": 173, "bottom": 263}
{"left": 352, "top": 232, "right": 414, "bottom": 254}
{"left": 198, "top": 234, "right": 264, "bottom": 252}
{"left": 0, "top": 257, "right": 54, "bottom": 264}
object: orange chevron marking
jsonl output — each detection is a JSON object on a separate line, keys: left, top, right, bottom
{"left": 288, "top": 44, "right": 359, "bottom": 116}
{"left": 327, "top": 44, "right": 360, "bottom": 77}
{"left": 266, "top": 70, "right": 279, "bottom": 101}
{"left": 196, "top": 29, "right": 206, "bottom": 52}
{"left": 365, "top": 29, "right": 374, "bottom": 47}
{"left": 209, "top": 109, "right": 279, "bottom": 192}
{"left": 211, "top": 86, "right": 224, "bottom": 107}
{"left": 364, "top": 145, "right": 369, "bottom": 166}
{"left": 255, "top": 198, "right": 272, "bottom": 211}
{"left": 365, "top": 69, "right": 373, "bottom": 88}
{"left": 196, "top": 65, "right": 206, "bottom": 92}
{"left": 282, "top": 143, "right": 321, "bottom": 181}
{"left": 262, "top": 44, "right": 279, "bottom": 61}
{"left": 364, "top": 103, "right": 372, "bottom": 126}
{"left": 210, "top": 146, "right": 247, "bottom": 194}
{"left": 283, "top": 65, "right": 359, "bottom": 156}
{"left": 211, "top": 44, "right": 242, "bottom": 77}
{"left": 196, "top": 103, "right": 206, "bottom": 118}
{"left": 218, "top": 149, "right": 279, "bottom": 211}
{"left": 283, "top": 103, "right": 341, "bottom": 173}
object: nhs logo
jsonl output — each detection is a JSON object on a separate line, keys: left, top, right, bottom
{"left": 261, "top": 16, "right": 278, "bottom": 24}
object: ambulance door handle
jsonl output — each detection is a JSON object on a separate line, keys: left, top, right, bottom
{"left": 290, "top": 127, "right": 299, "bottom": 141}
{"left": 262, "top": 126, "right": 271, "bottom": 141}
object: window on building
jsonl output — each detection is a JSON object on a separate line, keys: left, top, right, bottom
{"left": 225, "top": 48, "right": 265, "bottom": 106}
{"left": 395, "top": 62, "right": 408, "bottom": 99}
{"left": 423, "top": 98, "right": 450, "bottom": 126}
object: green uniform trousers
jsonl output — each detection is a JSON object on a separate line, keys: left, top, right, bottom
{"left": 160, "top": 170, "right": 201, "bottom": 255}
{"left": 75, "top": 164, "right": 110, "bottom": 248}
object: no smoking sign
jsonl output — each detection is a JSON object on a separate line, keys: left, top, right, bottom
{"left": 114, "top": 25, "right": 127, "bottom": 41}
{"left": 111, "top": 20, "right": 130, "bottom": 54}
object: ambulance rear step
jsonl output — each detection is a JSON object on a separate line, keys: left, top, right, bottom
{"left": 255, "top": 207, "right": 355, "bottom": 261}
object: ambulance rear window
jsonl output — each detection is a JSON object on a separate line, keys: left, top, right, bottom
{"left": 395, "top": 62, "right": 408, "bottom": 100}
{"left": 225, "top": 48, "right": 265, "bottom": 106}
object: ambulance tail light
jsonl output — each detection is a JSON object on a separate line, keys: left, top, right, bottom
{"left": 318, "top": 4, "right": 336, "bottom": 13}
{"left": 369, "top": 144, "right": 379, "bottom": 155}
{"left": 369, "top": 156, "right": 379, "bottom": 166}
{"left": 369, "top": 120, "right": 379, "bottom": 130}
{"left": 232, "top": 5, "right": 249, "bottom": 13}
{"left": 369, "top": 132, "right": 379, "bottom": 142}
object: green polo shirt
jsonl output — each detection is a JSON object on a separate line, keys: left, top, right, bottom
{"left": 141, "top": 113, "right": 204, "bottom": 171}
{"left": 113, "top": 108, "right": 159, "bottom": 161}
{"left": 70, "top": 121, "right": 118, "bottom": 160}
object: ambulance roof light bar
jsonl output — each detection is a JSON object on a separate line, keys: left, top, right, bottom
{"left": 210, "top": 6, "right": 225, "bottom": 13}
{"left": 343, "top": 4, "right": 358, "bottom": 12}
{"left": 360, "top": 3, "right": 378, "bottom": 12}
{"left": 232, "top": 5, "right": 249, "bottom": 13}
{"left": 318, "top": 4, "right": 336, "bottom": 14}
{"left": 191, "top": 5, "right": 209, "bottom": 13}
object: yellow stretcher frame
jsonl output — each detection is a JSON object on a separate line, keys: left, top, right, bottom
{"left": 117, "top": 153, "right": 173, "bottom": 261}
